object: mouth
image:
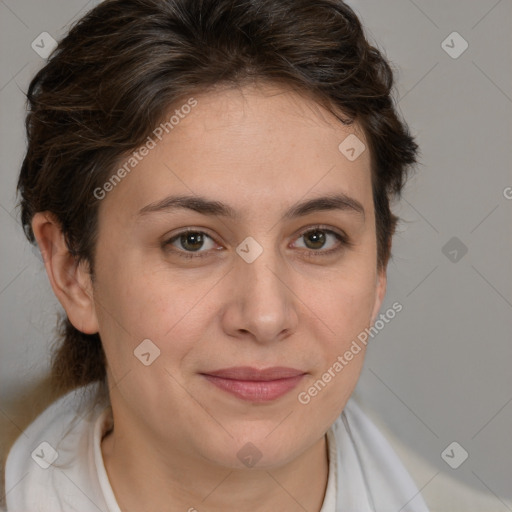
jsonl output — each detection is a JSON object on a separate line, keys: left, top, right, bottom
{"left": 200, "top": 366, "right": 307, "bottom": 402}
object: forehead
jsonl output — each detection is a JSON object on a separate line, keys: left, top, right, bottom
{"left": 98, "top": 81, "right": 373, "bottom": 221}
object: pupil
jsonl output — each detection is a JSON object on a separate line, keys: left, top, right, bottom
{"left": 182, "top": 232, "right": 203, "bottom": 251}
{"left": 306, "top": 230, "right": 325, "bottom": 249}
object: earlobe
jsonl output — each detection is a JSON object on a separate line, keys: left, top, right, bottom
{"left": 31, "top": 211, "right": 99, "bottom": 335}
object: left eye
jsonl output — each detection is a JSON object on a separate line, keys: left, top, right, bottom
{"left": 292, "top": 228, "right": 346, "bottom": 254}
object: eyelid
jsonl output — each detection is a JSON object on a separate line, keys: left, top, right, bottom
{"left": 294, "top": 224, "right": 351, "bottom": 245}
{"left": 291, "top": 225, "right": 352, "bottom": 256}
{"left": 163, "top": 227, "right": 221, "bottom": 259}
{"left": 163, "top": 224, "right": 352, "bottom": 259}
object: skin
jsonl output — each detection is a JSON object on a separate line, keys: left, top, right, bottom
{"left": 32, "top": 81, "right": 386, "bottom": 511}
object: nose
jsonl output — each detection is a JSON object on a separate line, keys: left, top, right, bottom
{"left": 221, "top": 245, "right": 299, "bottom": 344}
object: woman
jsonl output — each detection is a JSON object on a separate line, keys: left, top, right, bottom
{"left": 5, "top": 0, "right": 428, "bottom": 510}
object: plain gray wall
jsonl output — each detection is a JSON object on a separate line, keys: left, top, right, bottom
{"left": 1, "top": 0, "right": 511, "bottom": 510}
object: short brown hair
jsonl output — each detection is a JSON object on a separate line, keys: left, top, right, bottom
{"left": 17, "top": 0, "right": 419, "bottom": 394}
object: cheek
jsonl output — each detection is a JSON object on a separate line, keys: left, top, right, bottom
{"left": 311, "top": 265, "right": 378, "bottom": 339}
{"left": 296, "top": 279, "right": 374, "bottom": 427}
{"left": 302, "top": 266, "right": 377, "bottom": 397}
{"left": 93, "top": 262, "right": 214, "bottom": 369}
{"left": 318, "top": 288, "right": 374, "bottom": 382}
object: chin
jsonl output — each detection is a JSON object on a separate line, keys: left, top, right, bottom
{"left": 197, "top": 423, "right": 316, "bottom": 471}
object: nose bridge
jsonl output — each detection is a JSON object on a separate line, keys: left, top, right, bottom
{"left": 228, "top": 236, "right": 297, "bottom": 341}
{"left": 243, "top": 252, "right": 285, "bottom": 306}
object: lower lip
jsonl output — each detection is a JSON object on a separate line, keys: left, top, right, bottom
{"left": 203, "top": 374, "right": 305, "bottom": 402}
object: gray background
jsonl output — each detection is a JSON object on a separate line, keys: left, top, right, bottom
{"left": 1, "top": 1, "right": 511, "bottom": 510}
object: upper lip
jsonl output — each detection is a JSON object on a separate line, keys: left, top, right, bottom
{"left": 202, "top": 366, "right": 306, "bottom": 381}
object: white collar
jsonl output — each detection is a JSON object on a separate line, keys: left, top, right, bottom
{"left": 319, "top": 426, "right": 338, "bottom": 511}
{"left": 93, "top": 407, "right": 121, "bottom": 512}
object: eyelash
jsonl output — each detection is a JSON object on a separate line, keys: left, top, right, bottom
{"left": 163, "top": 225, "right": 352, "bottom": 260}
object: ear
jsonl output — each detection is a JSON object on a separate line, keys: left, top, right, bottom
{"left": 31, "top": 212, "right": 99, "bottom": 335}
{"left": 370, "top": 267, "right": 387, "bottom": 324}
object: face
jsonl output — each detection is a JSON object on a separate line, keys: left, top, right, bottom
{"left": 90, "top": 81, "right": 386, "bottom": 469}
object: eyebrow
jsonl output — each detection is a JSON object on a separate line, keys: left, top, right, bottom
{"left": 138, "top": 192, "right": 365, "bottom": 221}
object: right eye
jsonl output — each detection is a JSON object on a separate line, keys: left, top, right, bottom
{"left": 163, "top": 229, "right": 222, "bottom": 259}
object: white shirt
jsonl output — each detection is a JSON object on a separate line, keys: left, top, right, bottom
{"left": 4, "top": 382, "right": 429, "bottom": 511}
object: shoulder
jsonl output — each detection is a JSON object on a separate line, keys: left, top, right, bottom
{"left": 4, "top": 382, "right": 110, "bottom": 512}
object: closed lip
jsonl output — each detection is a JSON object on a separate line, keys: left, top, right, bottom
{"left": 201, "top": 366, "right": 307, "bottom": 402}
{"left": 201, "top": 366, "right": 306, "bottom": 381}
